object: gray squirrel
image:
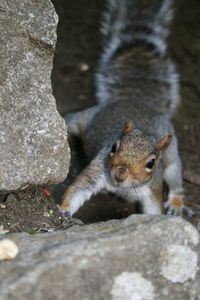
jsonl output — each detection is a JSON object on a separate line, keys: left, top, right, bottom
{"left": 59, "top": 0, "right": 193, "bottom": 217}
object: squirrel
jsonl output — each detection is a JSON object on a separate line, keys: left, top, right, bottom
{"left": 59, "top": 0, "right": 194, "bottom": 218}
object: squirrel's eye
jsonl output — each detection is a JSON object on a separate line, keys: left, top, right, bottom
{"left": 145, "top": 159, "right": 155, "bottom": 171}
{"left": 111, "top": 143, "right": 117, "bottom": 153}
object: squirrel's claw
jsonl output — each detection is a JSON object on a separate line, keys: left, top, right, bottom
{"left": 164, "top": 201, "right": 183, "bottom": 216}
{"left": 164, "top": 199, "right": 196, "bottom": 219}
{"left": 60, "top": 210, "right": 71, "bottom": 218}
{"left": 58, "top": 206, "right": 84, "bottom": 225}
{"left": 57, "top": 204, "right": 71, "bottom": 218}
{"left": 183, "top": 205, "right": 197, "bottom": 219}
{"left": 164, "top": 195, "right": 184, "bottom": 216}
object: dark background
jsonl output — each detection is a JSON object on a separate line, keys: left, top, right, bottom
{"left": 51, "top": 0, "right": 200, "bottom": 224}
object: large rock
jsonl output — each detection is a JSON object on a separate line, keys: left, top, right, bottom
{"left": 0, "top": 215, "right": 199, "bottom": 299}
{"left": 0, "top": 0, "right": 70, "bottom": 190}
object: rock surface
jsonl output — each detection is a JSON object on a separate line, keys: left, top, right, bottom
{"left": 0, "top": 0, "right": 70, "bottom": 190}
{"left": 0, "top": 215, "right": 199, "bottom": 300}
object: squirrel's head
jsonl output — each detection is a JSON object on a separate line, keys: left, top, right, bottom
{"left": 108, "top": 121, "right": 172, "bottom": 188}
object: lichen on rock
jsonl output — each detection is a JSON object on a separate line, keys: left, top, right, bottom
{"left": 160, "top": 244, "right": 198, "bottom": 283}
{"left": 0, "top": 215, "right": 199, "bottom": 300}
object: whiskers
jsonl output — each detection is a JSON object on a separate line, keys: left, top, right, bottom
{"left": 132, "top": 183, "right": 146, "bottom": 202}
{"left": 113, "top": 176, "right": 152, "bottom": 203}
{"left": 130, "top": 180, "right": 153, "bottom": 203}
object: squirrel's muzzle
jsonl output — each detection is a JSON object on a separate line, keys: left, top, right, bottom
{"left": 113, "top": 166, "right": 128, "bottom": 183}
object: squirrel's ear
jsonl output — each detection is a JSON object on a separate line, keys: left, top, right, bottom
{"left": 123, "top": 121, "right": 134, "bottom": 134}
{"left": 155, "top": 134, "right": 172, "bottom": 152}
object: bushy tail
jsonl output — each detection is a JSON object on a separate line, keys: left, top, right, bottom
{"left": 96, "top": 0, "right": 179, "bottom": 116}
{"left": 101, "top": 0, "right": 173, "bottom": 57}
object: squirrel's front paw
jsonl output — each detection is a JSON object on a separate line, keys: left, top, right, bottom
{"left": 58, "top": 187, "right": 76, "bottom": 217}
{"left": 58, "top": 204, "right": 84, "bottom": 226}
{"left": 164, "top": 195, "right": 196, "bottom": 218}
{"left": 58, "top": 202, "right": 72, "bottom": 218}
{"left": 164, "top": 195, "right": 184, "bottom": 216}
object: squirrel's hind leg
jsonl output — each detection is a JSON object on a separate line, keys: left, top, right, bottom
{"left": 163, "top": 136, "right": 195, "bottom": 218}
{"left": 59, "top": 149, "right": 108, "bottom": 217}
{"left": 64, "top": 105, "right": 100, "bottom": 136}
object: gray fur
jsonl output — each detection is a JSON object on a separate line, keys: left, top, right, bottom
{"left": 96, "top": 0, "right": 179, "bottom": 116}
{"left": 101, "top": 0, "right": 173, "bottom": 53}
{"left": 61, "top": 0, "right": 192, "bottom": 218}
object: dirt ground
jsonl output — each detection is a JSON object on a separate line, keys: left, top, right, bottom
{"left": 0, "top": 0, "right": 200, "bottom": 233}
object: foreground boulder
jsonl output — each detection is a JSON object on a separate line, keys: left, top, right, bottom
{"left": 0, "top": 0, "right": 70, "bottom": 190}
{"left": 0, "top": 215, "right": 199, "bottom": 300}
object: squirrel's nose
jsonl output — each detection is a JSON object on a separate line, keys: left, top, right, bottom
{"left": 114, "top": 167, "right": 128, "bottom": 183}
